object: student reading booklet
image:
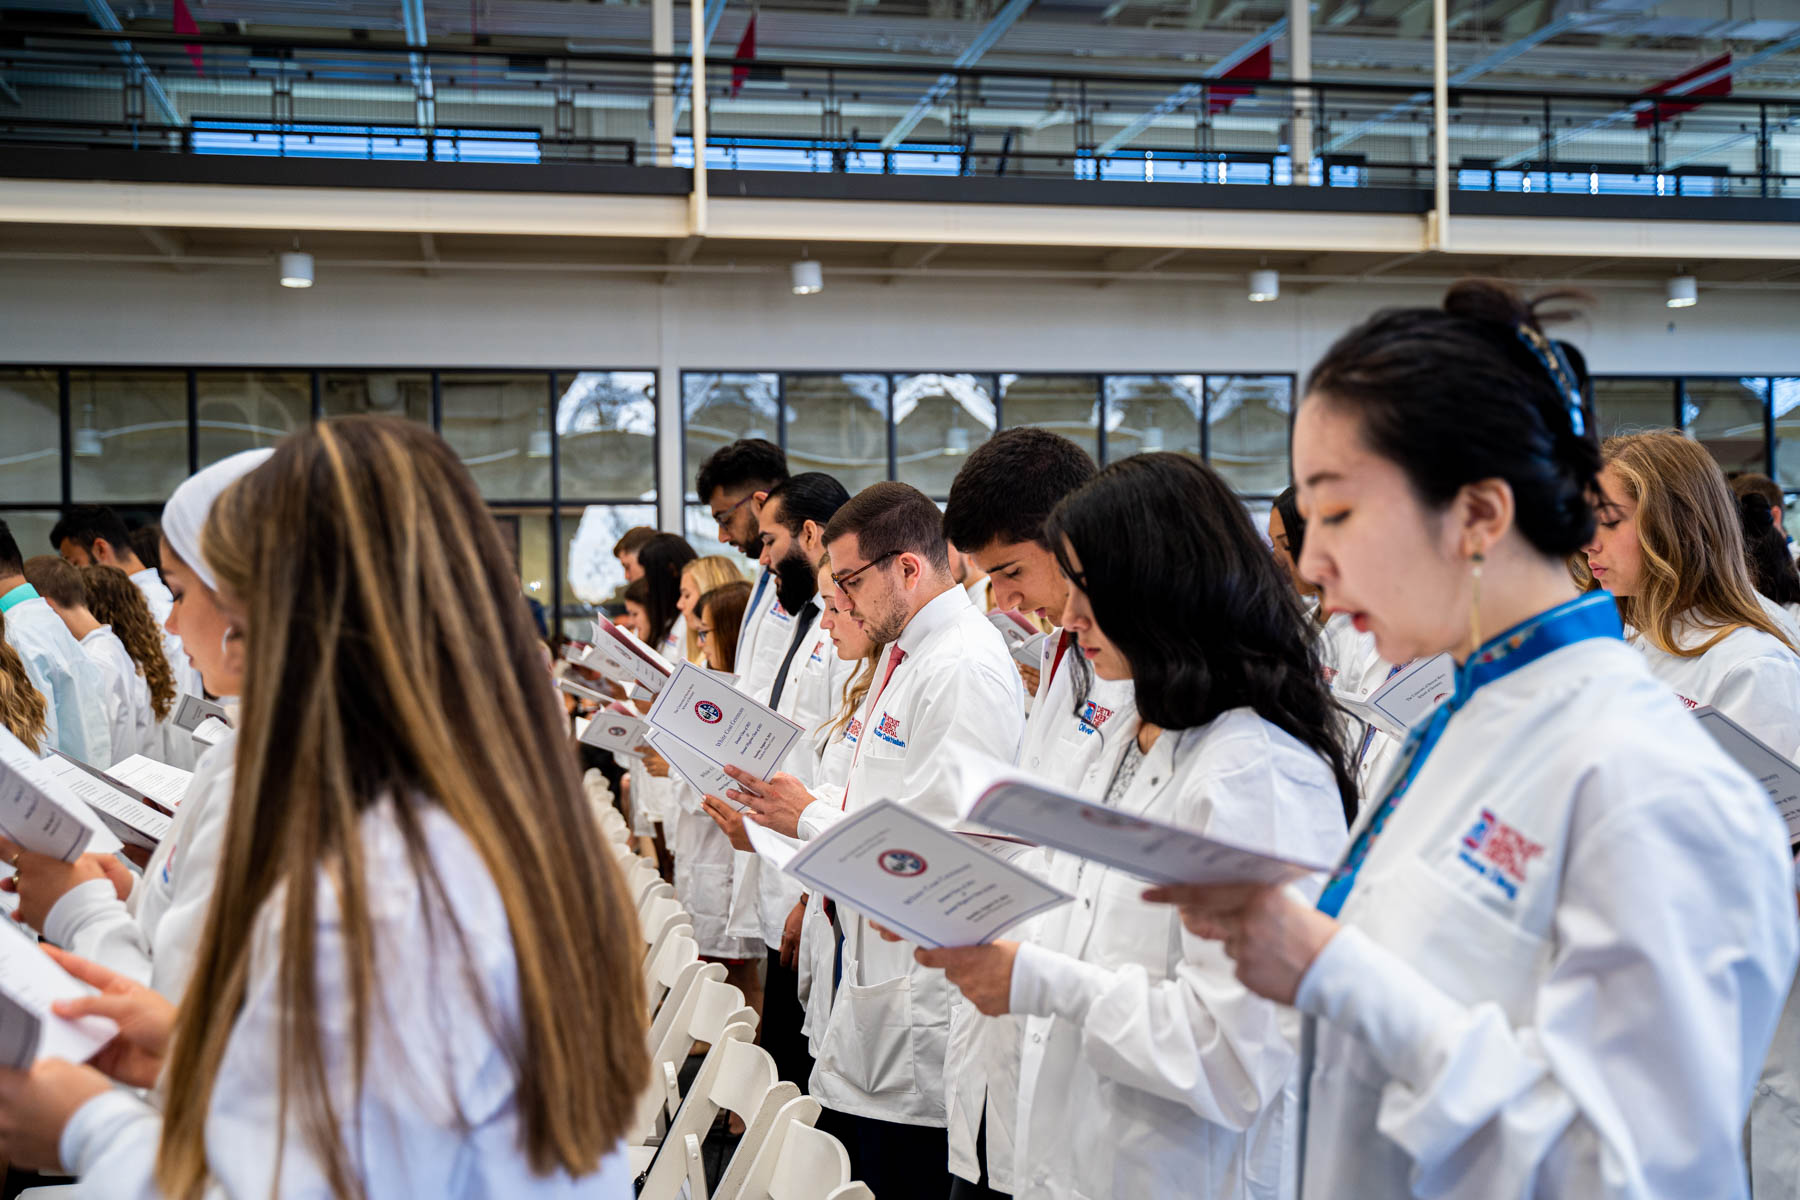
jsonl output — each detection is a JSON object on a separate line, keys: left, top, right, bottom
{"left": 1333, "top": 652, "right": 1456, "bottom": 742}
{"left": 0, "top": 922, "right": 117, "bottom": 1069}
{"left": 0, "top": 729, "right": 120, "bottom": 861}
{"left": 1692, "top": 705, "right": 1800, "bottom": 845}
{"left": 965, "top": 773, "right": 1333, "bottom": 887}
{"left": 781, "top": 800, "right": 1069, "bottom": 948}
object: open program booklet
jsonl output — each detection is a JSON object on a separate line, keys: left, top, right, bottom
{"left": 779, "top": 800, "right": 1069, "bottom": 948}
{"left": 1692, "top": 705, "right": 1800, "bottom": 846}
{"left": 965, "top": 773, "right": 1334, "bottom": 887}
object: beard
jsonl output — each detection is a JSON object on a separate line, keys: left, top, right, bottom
{"left": 774, "top": 544, "right": 819, "bottom": 615}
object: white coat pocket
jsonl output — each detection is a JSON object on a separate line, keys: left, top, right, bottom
{"left": 820, "top": 974, "right": 919, "bottom": 1098}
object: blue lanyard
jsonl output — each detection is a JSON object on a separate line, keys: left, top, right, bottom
{"left": 1316, "top": 592, "right": 1622, "bottom": 918}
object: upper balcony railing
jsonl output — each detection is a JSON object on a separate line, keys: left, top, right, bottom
{"left": 3, "top": 25, "right": 1798, "bottom": 201}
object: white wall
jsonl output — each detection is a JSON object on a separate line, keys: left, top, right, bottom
{"left": 4, "top": 259, "right": 1797, "bottom": 377}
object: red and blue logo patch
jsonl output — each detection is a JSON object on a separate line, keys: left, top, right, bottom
{"left": 873, "top": 712, "right": 905, "bottom": 748}
{"left": 844, "top": 717, "right": 862, "bottom": 746}
{"left": 1077, "top": 701, "right": 1114, "bottom": 735}
{"left": 694, "top": 701, "right": 724, "bottom": 724}
{"left": 1457, "top": 808, "right": 1544, "bottom": 900}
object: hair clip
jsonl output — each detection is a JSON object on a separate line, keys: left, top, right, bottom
{"left": 1514, "top": 323, "right": 1588, "bottom": 440}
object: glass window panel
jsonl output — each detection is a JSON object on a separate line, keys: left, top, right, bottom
{"left": 0, "top": 370, "right": 61, "bottom": 502}
{"left": 683, "top": 373, "right": 779, "bottom": 501}
{"left": 1684, "top": 377, "right": 1768, "bottom": 476}
{"left": 894, "top": 373, "right": 995, "bottom": 499}
{"left": 1593, "top": 378, "right": 1676, "bottom": 440}
{"left": 784, "top": 374, "right": 889, "bottom": 494}
{"left": 489, "top": 509, "right": 553, "bottom": 641}
{"left": 565, "top": 503, "right": 659, "bottom": 612}
{"left": 1207, "top": 375, "right": 1293, "bottom": 495}
{"left": 440, "top": 373, "right": 553, "bottom": 500}
{"left": 69, "top": 370, "right": 189, "bottom": 502}
{"left": 1104, "top": 376, "right": 1202, "bottom": 463}
{"left": 0, "top": 511, "right": 64, "bottom": 572}
{"left": 559, "top": 372, "right": 657, "bottom": 501}
{"left": 195, "top": 371, "right": 311, "bottom": 467}
{"left": 999, "top": 375, "right": 1101, "bottom": 463}
{"left": 320, "top": 372, "right": 431, "bottom": 421}
{"left": 1772, "top": 380, "right": 1800, "bottom": 492}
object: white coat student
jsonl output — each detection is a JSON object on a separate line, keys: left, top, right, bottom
{"left": 79, "top": 624, "right": 151, "bottom": 763}
{"left": 0, "top": 535, "right": 112, "bottom": 768}
{"left": 1583, "top": 431, "right": 1800, "bottom": 756}
{"left": 938, "top": 423, "right": 1136, "bottom": 1199}
{"left": 147, "top": 495, "right": 214, "bottom": 772}
{"left": 1155, "top": 284, "right": 1797, "bottom": 1199}
{"left": 727, "top": 482, "right": 1023, "bottom": 1197}
{"left": 0, "top": 418, "right": 646, "bottom": 1197}
{"left": 1, "top": 450, "right": 270, "bottom": 1001}
{"left": 24, "top": 556, "right": 159, "bottom": 764}
{"left": 944, "top": 630, "right": 1136, "bottom": 1197}
{"left": 924, "top": 454, "right": 1353, "bottom": 1200}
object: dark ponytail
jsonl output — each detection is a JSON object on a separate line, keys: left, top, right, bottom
{"left": 1306, "top": 279, "right": 1602, "bottom": 558}
{"left": 1739, "top": 492, "right": 1800, "bottom": 608}
{"left": 1046, "top": 454, "right": 1358, "bottom": 825}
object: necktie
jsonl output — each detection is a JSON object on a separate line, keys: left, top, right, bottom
{"left": 766, "top": 602, "right": 819, "bottom": 711}
{"left": 842, "top": 644, "right": 908, "bottom": 809}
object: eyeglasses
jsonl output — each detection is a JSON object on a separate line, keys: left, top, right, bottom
{"left": 709, "top": 492, "right": 757, "bottom": 525}
{"left": 830, "top": 550, "right": 900, "bottom": 592}
{"left": 696, "top": 626, "right": 713, "bottom": 642}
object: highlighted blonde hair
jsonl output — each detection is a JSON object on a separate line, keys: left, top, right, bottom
{"left": 0, "top": 613, "right": 46, "bottom": 754}
{"left": 681, "top": 555, "right": 745, "bottom": 663}
{"left": 159, "top": 417, "right": 647, "bottom": 1199}
{"left": 1577, "top": 431, "right": 1794, "bottom": 656}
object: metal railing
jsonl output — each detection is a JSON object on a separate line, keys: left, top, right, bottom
{"left": 3, "top": 25, "right": 1798, "bottom": 199}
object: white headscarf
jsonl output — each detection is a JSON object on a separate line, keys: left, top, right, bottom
{"left": 161, "top": 449, "right": 275, "bottom": 591}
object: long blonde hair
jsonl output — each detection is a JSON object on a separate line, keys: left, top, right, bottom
{"left": 816, "top": 552, "right": 880, "bottom": 738}
{"left": 0, "top": 613, "right": 47, "bottom": 754}
{"left": 682, "top": 555, "right": 744, "bottom": 662}
{"left": 80, "top": 564, "right": 177, "bottom": 720}
{"left": 1577, "top": 431, "right": 1794, "bottom": 656}
{"left": 160, "top": 417, "right": 648, "bottom": 1198}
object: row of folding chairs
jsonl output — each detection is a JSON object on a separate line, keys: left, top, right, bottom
{"left": 588, "top": 769, "right": 875, "bottom": 1200}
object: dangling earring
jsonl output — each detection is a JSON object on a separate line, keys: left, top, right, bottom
{"left": 1468, "top": 552, "right": 1486, "bottom": 654}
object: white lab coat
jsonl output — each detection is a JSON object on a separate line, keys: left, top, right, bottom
{"left": 59, "top": 796, "right": 633, "bottom": 1199}
{"left": 946, "top": 631, "right": 1137, "bottom": 1192}
{"left": 80, "top": 625, "right": 155, "bottom": 761}
{"left": 44, "top": 726, "right": 238, "bottom": 1000}
{"left": 1759, "top": 593, "right": 1800, "bottom": 650}
{"left": 736, "top": 568, "right": 796, "bottom": 710}
{"left": 2, "top": 590, "right": 112, "bottom": 767}
{"left": 797, "top": 676, "right": 863, "bottom": 1057}
{"left": 1628, "top": 609, "right": 1800, "bottom": 757}
{"left": 669, "top": 784, "right": 762, "bottom": 960}
{"left": 800, "top": 586, "right": 1025, "bottom": 1126}
{"left": 732, "top": 604, "right": 846, "bottom": 950}
{"left": 1009, "top": 708, "right": 1346, "bottom": 1200}
{"left": 132, "top": 566, "right": 203, "bottom": 772}
{"left": 1297, "top": 631, "right": 1797, "bottom": 1199}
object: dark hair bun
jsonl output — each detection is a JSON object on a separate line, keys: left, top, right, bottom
{"left": 1305, "top": 278, "right": 1602, "bottom": 559}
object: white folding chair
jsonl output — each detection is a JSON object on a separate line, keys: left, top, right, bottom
{"left": 632, "top": 976, "right": 756, "bottom": 1146}
{"left": 724, "top": 1095, "right": 864, "bottom": 1200}
{"left": 639, "top": 894, "right": 690, "bottom": 962}
{"left": 644, "top": 928, "right": 703, "bottom": 1014}
{"left": 647, "top": 958, "right": 724, "bottom": 1058}
{"left": 635, "top": 1021, "right": 800, "bottom": 1200}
